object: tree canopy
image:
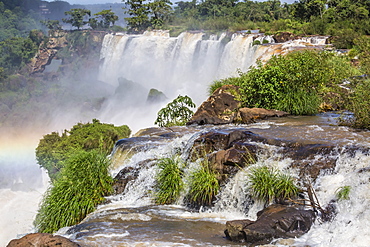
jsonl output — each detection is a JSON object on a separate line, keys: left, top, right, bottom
{"left": 63, "top": 8, "right": 91, "bottom": 30}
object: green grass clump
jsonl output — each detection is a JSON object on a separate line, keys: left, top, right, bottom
{"left": 248, "top": 166, "right": 299, "bottom": 206}
{"left": 335, "top": 186, "right": 351, "bottom": 201}
{"left": 155, "top": 156, "right": 184, "bottom": 204}
{"left": 34, "top": 150, "right": 113, "bottom": 233}
{"left": 188, "top": 159, "right": 219, "bottom": 206}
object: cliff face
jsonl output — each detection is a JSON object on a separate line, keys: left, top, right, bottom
{"left": 30, "top": 30, "right": 106, "bottom": 75}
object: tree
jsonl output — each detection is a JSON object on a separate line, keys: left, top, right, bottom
{"left": 93, "top": 9, "right": 119, "bottom": 29}
{"left": 40, "top": 20, "right": 62, "bottom": 30}
{"left": 154, "top": 95, "right": 196, "bottom": 127}
{"left": 62, "top": 8, "right": 91, "bottom": 30}
{"left": 124, "top": 0, "right": 173, "bottom": 32}
{"left": 124, "top": 0, "right": 150, "bottom": 32}
{"left": 148, "top": 0, "right": 172, "bottom": 29}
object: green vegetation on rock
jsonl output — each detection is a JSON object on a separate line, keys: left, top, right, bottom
{"left": 155, "top": 156, "right": 184, "bottom": 204}
{"left": 36, "top": 119, "right": 131, "bottom": 181}
{"left": 210, "top": 50, "right": 360, "bottom": 115}
{"left": 188, "top": 158, "right": 219, "bottom": 206}
{"left": 34, "top": 150, "right": 113, "bottom": 233}
{"left": 248, "top": 166, "right": 299, "bottom": 206}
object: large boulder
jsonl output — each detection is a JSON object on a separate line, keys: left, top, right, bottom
{"left": 187, "top": 85, "right": 288, "bottom": 125}
{"left": 7, "top": 233, "right": 80, "bottom": 247}
{"left": 225, "top": 204, "right": 316, "bottom": 244}
{"left": 238, "top": 107, "right": 288, "bottom": 124}
{"left": 187, "top": 85, "right": 241, "bottom": 125}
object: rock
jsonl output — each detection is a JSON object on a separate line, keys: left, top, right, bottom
{"left": 187, "top": 85, "right": 288, "bottom": 126}
{"left": 190, "top": 128, "right": 340, "bottom": 184}
{"left": 30, "top": 47, "right": 58, "bottom": 74}
{"left": 208, "top": 147, "right": 257, "bottom": 183}
{"left": 273, "top": 32, "right": 300, "bottom": 43}
{"left": 225, "top": 204, "right": 316, "bottom": 244}
{"left": 6, "top": 233, "right": 80, "bottom": 247}
{"left": 146, "top": 88, "right": 167, "bottom": 103}
{"left": 238, "top": 108, "right": 288, "bottom": 124}
{"left": 187, "top": 85, "right": 241, "bottom": 125}
{"left": 112, "top": 166, "right": 140, "bottom": 195}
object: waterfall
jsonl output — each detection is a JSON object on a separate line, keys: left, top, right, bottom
{"left": 99, "top": 31, "right": 277, "bottom": 105}
{"left": 59, "top": 114, "right": 370, "bottom": 246}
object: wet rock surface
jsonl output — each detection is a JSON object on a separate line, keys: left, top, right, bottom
{"left": 224, "top": 204, "right": 316, "bottom": 245}
{"left": 7, "top": 233, "right": 80, "bottom": 247}
{"left": 187, "top": 85, "right": 288, "bottom": 126}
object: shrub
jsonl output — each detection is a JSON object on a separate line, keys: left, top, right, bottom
{"left": 209, "top": 50, "right": 360, "bottom": 115}
{"left": 188, "top": 159, "right": 219, "bottom": 206}
{"left": 347, "top": 79, "right": 370, "bottom": 129}
{"left": 154, "top": 95, "right": 196, "bottom": 127}
{"left": 36, "top": 119, "right": 131, "bottom": 181}
{"left": 34, "top": 150, "right": 113, "bottom": 233}
{"left": 248, "top": 166, "right": 299, "bottom": 206}
{"left": 155, "top": 156, "right": 184, "bottom": 204}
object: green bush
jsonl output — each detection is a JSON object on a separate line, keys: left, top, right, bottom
{"left": 248, "top": 166, "right": 299, "bottom": 206}
{"left": 209, "top": 50, "right": 360, "bottom": 115}
{"left": 36, "top": 119, "right": 131, "bottom": 181}
{"left": 154, "top": 95, "right": 196, "bottom": 127}
{"left": 347, "top": 79, "right": 370, "bottom": 129}
{"left": 34, "top": 150, "right": 113, "bottom": 233}
{"left": 188, "top": 159, "right": 219, "bottom": 206}
{"left": 155, "top": 156, "right": 184, "bottom": 204}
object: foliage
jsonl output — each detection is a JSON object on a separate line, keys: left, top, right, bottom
{"left": 154, "top": 95, "right": 196, "bottom": 127}
{"left": 148, "top": 0, "right": 172, "bottom": 29}
{"left": 155, "top": 156, "right": 184, "bottom": 204}
{"left": 124, "top": 0, "right": 172, "bottom": 32}
{"left": 34, "top": 150, "right": 113, "bottom": 233}
{"left": 346, "top": 79, "right": 370, "bottom": 129}
{"left": 36, "top": 119, "right": 131, "bottom": 181}
{"left": 90, "top": 10, "right": 119, "bottom": 30}
{"left": 248, "top": 166, "right": 299, "bottom": 206}
{"left": 210, "top": 50, "right": 360, "bottom": 115}
{"left": 335, "top": 185, "right": 351, "bottom": 201}
{"left": 352, "top": 36, "right": 370, "bottom": 75}
{"left": 0, "top": 36, "right": 39, "bottom": 75}
{"left": 188, "top": 159, "right": 219, "bottom": 206}
{"left": 40, "top": 20, "right": 62, "bottom": 31}
{"left": 63, "top": 8, "right": 91, "bottom": 30}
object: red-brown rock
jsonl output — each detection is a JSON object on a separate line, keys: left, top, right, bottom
{"left": 238, "top": 107, "right": 288, "bottom": 124}
{"left": 7, "top": 233, "right": 80, "bottom": 247}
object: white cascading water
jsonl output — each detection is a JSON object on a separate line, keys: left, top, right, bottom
{"left": 98, "top": 31, "right": 277, "bottom": 105}
{"left": 60, "top": 119, "right": 370, "bottom": 247}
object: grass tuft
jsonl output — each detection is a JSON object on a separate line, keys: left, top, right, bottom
{"left": 155, "top": 156, "right": 184, "bottom": 204}
{"left": 188, "top": 159, "right": 219, "bottom": 206}
{"left": 335, "top": 185, "right": 351, "bottom": 201}
{"left": 248, "top": 166, "right": 299, "bottom": 206}
{"left": 34, "top": 150, "right": 113, "bottom": 233}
